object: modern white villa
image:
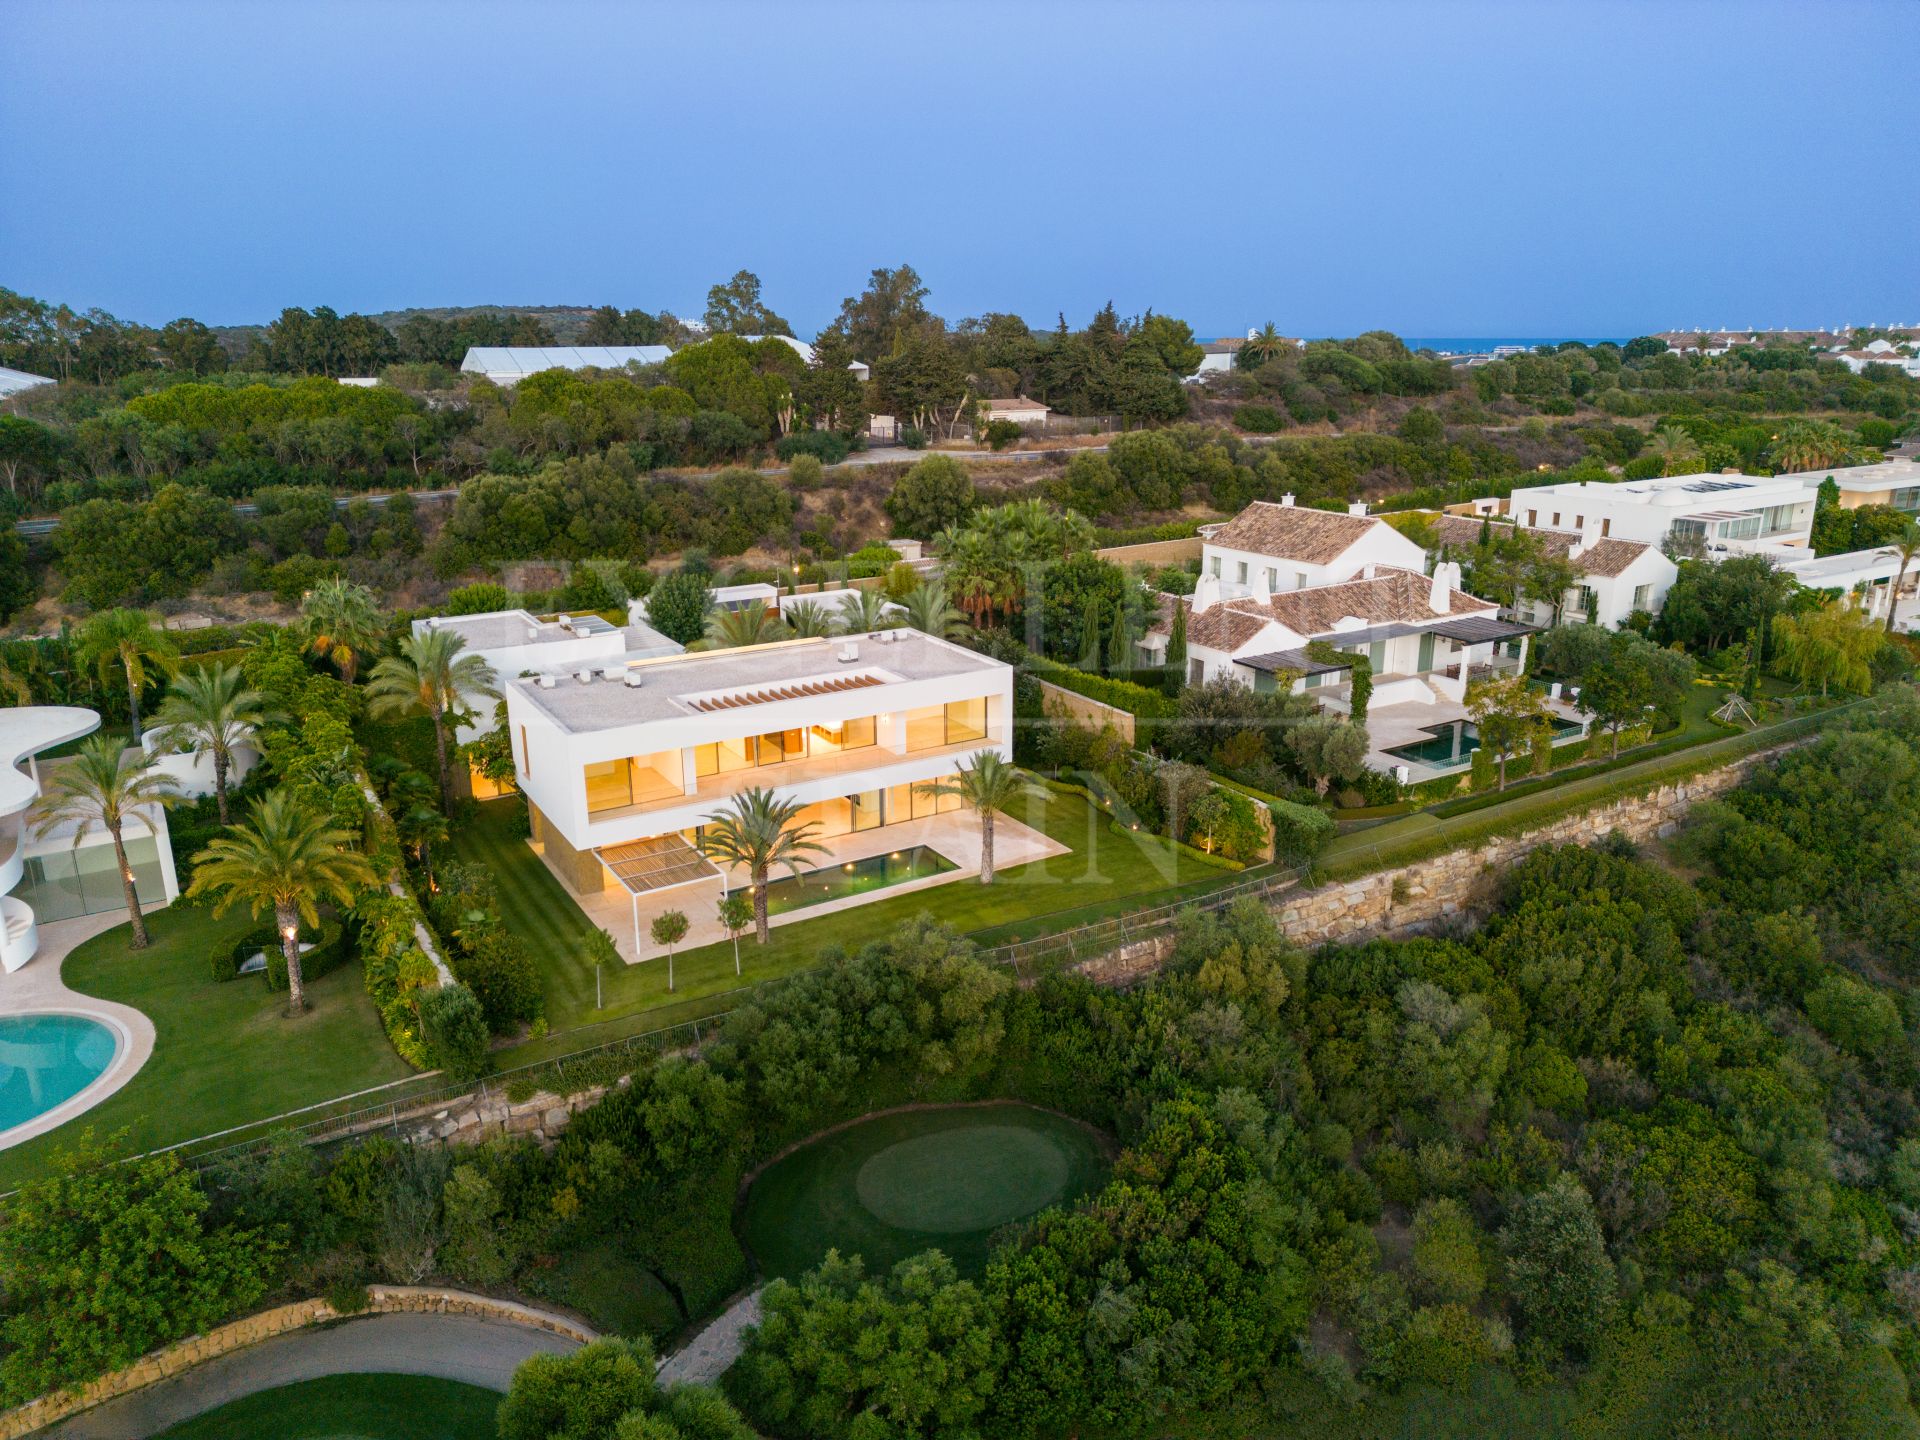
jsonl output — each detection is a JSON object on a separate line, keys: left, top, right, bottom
{"left": 1, "top": 707, "right": 181, "bottom": 973}
{"left": 1481, "top": 472, "right": 1818, "bottom": 555}
{"left": 1428, "top": 513, "right": 1678, "bottom": 628}
{"left": 1800, "top": 458, "right": 1920, "bottom": 512}
{"left": 497, "top": 629, "right": 1028, "bottom": 958}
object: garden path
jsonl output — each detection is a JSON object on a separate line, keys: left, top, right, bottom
{"left": 655, "top": 1289, "right": 763, "bottom": 1388}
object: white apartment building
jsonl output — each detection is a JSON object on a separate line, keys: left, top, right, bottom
{"left": 1429, "top": 514, "right": 1678, "bottom": 628}
{"left": 1490, "top": 472, "right": 1817, "bottom": 555}
{"left": 500, "top": 629, "right": 1014, "bottom": 947}
{"left": 1199, "top": 497, "right": 1429, "bottom": 598}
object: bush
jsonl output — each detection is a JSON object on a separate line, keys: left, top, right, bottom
{"left": 209, "top": 942, "right": 241, "bottom": 983}
{"left": 899, "top": 425, "right": 927, "bottom": 450}
{"left": 1268, "top": 797, "right": 1335, "bottom": 867}
{"left": 983, "top": 418, "right": 1023, "bottom": 450}
{"left": 775, "top": 430, "right": 851, "bottom": 465}
{"left": 263, "top": 916, "right": 351, "bottom": 992}
{"left": 444, "top": 582, "right": 510, "bottom": 615}
{"left": 455, "top": 931, "right": 544, "bottom": 1033}
{"left": 787, "top": 453, "right": 824, "bottom": 487}
{"left": 1233, "top": 404, "right": 1286, "bottom": 433}
{"left": 419, "top": 984, "right": 492, "bottom": 1085}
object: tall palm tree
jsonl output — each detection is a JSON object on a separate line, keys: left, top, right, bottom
{"left": 1770, "top": 420, "right": 1858, "bottom": 475}
{"left": 30, "top": 737, "right": 179, "bottom": 949}
{"left": 916, "top": 752, "right": 1034, "bottom": 885}
{"left": 702, "top": 605, "right": 789, "bottom": 649}
{"left": 783, "top": 599, "right": 834, "bottom": 638}
{"left": 188, "top": 790, "right": 378, "bottom": 1015}
{"left": 366, "top": 631, "right": 499, "bottom": 812}
{"left": 74, "top": 608, "right": 176, "bottom": 741}
{"left": 834, "top": 587, "right": 894, "bottom": 634}
{"left": 695, "top": 787, "right": 828, "bottom": 944}
{"left": 1645, "top": 425, "right": 1702, "bottom": 477}
{"left": 1239, "top": 322, "right": 1287, "bottom": 370}
{"left": 1886, "top": 523, "right": 1920, "bottom": 636}
{"left": 302, "top": 578, "right": 385, "bottom": 684}
{"left": 150, "top": 663, "right": 273, "bottom": 824}
{"left": 901, "top": 578, "right": 967, "bottom": 639}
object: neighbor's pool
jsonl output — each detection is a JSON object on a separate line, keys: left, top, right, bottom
{"left": 762, "top": 845, "right": 958, "bottom": 916}
{"left": 1384, "top": 716, "right": 1584, "bottom": 769}
{"left": 0, "top": 1013, "right": 117, "bottom": 1135}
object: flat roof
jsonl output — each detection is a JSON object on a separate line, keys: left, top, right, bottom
{"left": 421, "top": 610, "right": 619, "bottom": 651}
{"left": 512, "top": 629, "right": 1005, "bottom": 733}
{"left": 1804, "top": 459, "right": 1920, "bottom": 491}
{"left": 459, "top": 345, "right": 672, "bottom": 377}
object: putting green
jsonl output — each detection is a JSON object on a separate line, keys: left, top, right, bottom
{"left": 741, "top": 1102, "right": 1110, "bottom": 1280}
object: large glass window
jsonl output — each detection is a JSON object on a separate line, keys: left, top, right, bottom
{"left": 694, "top": 734, "right": 755, "bottom": 777}
{"left": 886, "top": 779, "right": 963, "bottom": 821}
{"left": 904, "top": 706, "right": 946, "bottom": 751}
{"left": 1894, "top": 488, "right": 1920, "bottom": 511}
{"left": 584, "top": 759, "right": 632, "bottom": 813}
{"left": 757, "top": 728, "right": 806, "bottom": 767}
{"left": 17, "top": 837, "right": 166, "bottom": 923}
{"left": 1717, "top": 514, "right": 1763, "bottom": 542}
{"left": 944, "top": 697, "right": 988, "bottom": 744}
{"left": 809, "top": 715, "right": 877, "bottom": 755}
{"left": 1763, "top": 503, "right": 1798, "bottom": 533}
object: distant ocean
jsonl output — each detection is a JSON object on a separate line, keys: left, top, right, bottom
{"left": 1401, "top": 337, "right": 1625, "bottom": 355}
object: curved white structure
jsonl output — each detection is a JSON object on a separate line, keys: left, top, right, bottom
{"left": 0, "top": 707, "right": 101, "bottom": 973}
{"left": 142, "top": 728, "right": 260, "bottom": 799}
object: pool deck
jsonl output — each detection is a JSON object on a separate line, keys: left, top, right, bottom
{"left": 1366, "top": 694, "right": 1589, "bottom": 782}
{"left": 0, "top": 907, "right": 158, "bottom": 1151}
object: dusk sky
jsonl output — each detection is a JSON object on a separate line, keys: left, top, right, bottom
{"left": 3, "top": 0, "right": 1914, "bottom": 340}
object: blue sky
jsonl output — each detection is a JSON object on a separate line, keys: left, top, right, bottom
{"left": 2, "top": 0, "right": 1914, "bottom": 339}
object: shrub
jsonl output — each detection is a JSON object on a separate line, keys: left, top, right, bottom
{"left": 983, "top": 418, "right": 1023, "bottom": 450}
{"left": 787, "top": 453, "right": 824, "bottom": 487}
{"left": 454, "top": 931, "right": 543, "bottom": 1033}
{"left": 899, "top": 425, "right": 927, "bottom": 450}
{"left": 1268, "top": 797, "right": 1335, "bottom": 867}
{"left": 263, "top": 917, "right": 351, "bottom": 992}
{"left": 419, "top": 983, "right": 491, "bottom": 1084}
{"left": 209, "top": 943, "right": 240, "bottom": 983}
{"left": 1233, "top": 404, "right": 1286, "bottom": 433}
{"left": 775, "top": 430, "right": 850, "bottom": 465}
{"left": 444, "top": 582, "right": 510, "bottom": 615}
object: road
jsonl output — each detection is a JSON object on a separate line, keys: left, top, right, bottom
{"left": 44, "top": 1312, "right": 580, "bottom": 1439}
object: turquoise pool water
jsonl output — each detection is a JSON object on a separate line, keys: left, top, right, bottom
{"left": 0, "top": 1014, "right": 117, "bottom": 1135}
{"left": 1384, "top": 716, "right": 1584, "bottom": 768}
{"left": 763, "top": 845, "right": 959, "bottom": 916}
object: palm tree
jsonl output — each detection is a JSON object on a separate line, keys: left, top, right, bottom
{"left": 188, "top": 790, "right": 377, "bottom": 1015}
{"left": 915, "top": 752, "right": 1034, "bottom": 885}
{"left": 702, "top": 605, "right": 789, "bottom": 649}
{"left": 1239, "top": 322, "right": 1287, "bottom": 370}
{"left": 366, "top": 631, "right": 499, "bottom": 812}
{"left": 150, "top": 663, "right": 272, "bottom": 824}
{"left": 30, "top": 737, "right": 179, "bottom": 949}
{"left": 1770, "top": 420, "right": 1858, "bottom": 475}
{"left": 303, "top": 578, "right": 385, "bottom": 684}
{"left": 1645, "top": 425, "right": 1702, "bottom": 477}
{"left": 783, "top": 599, "right": 835, "bottom": 638}
{"left": 1889, "top": 522, "right": 1920, "bottom": 636}
{"left": 834, "top": 588, "right": 893, "bottom": 634}
{"left": 901, "top": 579, "right": 967, "bottom": 639}
{"left": 74, "top": 608, "right": 176, "bottom": 741}
{"left": 695, "top": 787, "right": 828, "bottom": 944}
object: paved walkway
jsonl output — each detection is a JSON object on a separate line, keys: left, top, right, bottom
{"left": 655, "top": 1289, "right": 762, "bottom": 1388}
{"left": 0, "top": 908, "right": 158, "bottom": 1149}
{"left": 44, "top": 1312, "right": 582, "bottom": 1439}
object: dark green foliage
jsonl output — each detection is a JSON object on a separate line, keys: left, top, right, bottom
{"left": 645, "top": 568, "right": 714, "bottom": 646}
{"left": 418, "top": 983, "right": 491, "bottom": 1083}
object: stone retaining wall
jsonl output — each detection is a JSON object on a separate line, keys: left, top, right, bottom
{"left": 0, "top": 1286, "right": 594, "bottom": 1440}
{"left": 402, "top": 1076, "right": 626, "bottom": 1148}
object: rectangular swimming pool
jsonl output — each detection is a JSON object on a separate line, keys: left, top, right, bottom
{"left": 1384, "top": 716, "right": 1584, "bottom": 769}
{"left": 761, "top": 845, "right": 960, "bottom": 916}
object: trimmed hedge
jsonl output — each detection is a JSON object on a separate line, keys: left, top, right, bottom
{"left": 1028, "top": 654, "right": 1176, "bottom": 748}
{"left": 263, "top": 917, "right": 350, "bottom": 992}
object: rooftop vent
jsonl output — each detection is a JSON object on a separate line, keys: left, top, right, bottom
{"left": 536, "top": 674, "right": 557, "bottom": 690}
{"left": 623, "top": 671, "right": 644, "bottom": 688}
{"left": 574, "top": 669, "right": 594, "bottom": 684}
{"left": 837, "top": 642, "right": 859, "bottom": 663}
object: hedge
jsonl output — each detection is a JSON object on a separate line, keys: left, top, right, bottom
{"left": 1027, "top": 655, "right": 1176, "bottom": 747}
{"left": 263, "top": 917, "right": 351, "bottom": 992}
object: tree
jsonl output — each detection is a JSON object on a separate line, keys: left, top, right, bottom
{"left": 0, "top": 528, "right": 33, "bottom": 625}
{"left": 0, "top": 414, "right": 58, "bottom": 498}
{"left": 834, "top": 587, "right": 893, "bottom": 634}
{"left": 1500, "top": 1174, "right": 1618, "bottom": 1358}
{"left": 885, "top": 452, "right": 975, "bottom": 538}
{"left": 703, "top": 604, "right": 787, "bottom": 649}
{"left": 74, "top": 607, "right": 176, "bottom": 740}
{"left": 366, "top": 631, "right": 499, "bottom": 812}
{"left": 1886, "top": 520, "right": 1920, "bottom": 635}
{"left": 188, "top": 789, "right": 377, "bottom": 1015}
{"left": 649, "top": 908, "right": 689, "bottom": 992}
{"left": 150, "top": 662, "right": 271, "bottom": 824}
{"left": 303, "top": 579, "right": 386, "bottom": 684}
{"left": 702, "top": 270, "right": 790, "bottom": 337}
{"left": 30, "top": 737, "right": 178, "bottom": 949}
{"left": 1775, "top": 598, "right": 1885, "bottom": 696}
{"left": 0, "top": 1134, "right": 274, "bottom": 1405}
{"left": 1465, "top": 674, "right": 1547, "bottom": 789}
{"left": 783, "top": 598, "right": 834, "bottom": 638}
{"left": 1410, "top": 1197, "right": 1487, "bottom": 1305}
{"left": 900, "top": 578, "right": 966, "bottom": 639}
{"left": 696, "top": 788, "right": 828, "bottom": 943}
{"left": 1286, "top": 715, "right": 1369, "bottom": 795}
{"left": 831, "top": 264, "right": 932, "bottom": 360}
{"left": 1163, "top": 600, "right": 1187, "bottom": 695}
{"left": 917, "top": 753, "right": 1033, "bottom": 884}
{"left": 499, "top": 1337, "right": 658, "bottom": 1440}
{"left": 717, "top": 891, "right": 751, "bottom": 977}
{"left": 1770, "top": 419, "right": 1859, "bottom": 474}
{"left": 646, "top": 569, "right": 714, "bottom": 647}
{"left": 584, "top": 925, "right": 620, "bottom": 1011}
{"left": 1239, "top": 322, "right": 1289, "bottom": 369}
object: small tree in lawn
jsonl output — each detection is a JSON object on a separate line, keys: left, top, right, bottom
{"left": 1286, "top": 715, "right": 1370, "bottom": 797}
{"left": 695, "top": 788, "right": 827, "bottom": 944}
{"left": 1466, "top": 675, "right": 1548, "bottom": 791}
{"left": 717, "top": 891, "right": 752, "bottom": 976}
{"left": 650, "top": 909, "right": 689, "bottom": 993}
{"left": 1162, "top": 602, "right": 1188, "bottom": 696}
{"left": 29, "top": 737, "right": 180, "bottom": 950}
{"left": 583, "top": 926, "right": 620, "bottom": 1011}
{"left": 916, "top": 752, "right": 1035, "bottom": 885}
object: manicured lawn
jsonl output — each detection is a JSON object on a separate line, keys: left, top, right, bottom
{"left": 156, "top": 1373, "right": 500, "bottom": 1439}
{"left": 452, "top": 787, "right": 1245, "bottom": 1064}
{"left": 0, "top": 903, "right": 410, "bottom": 1189}
{"left": 740, "top": 1103, "right": 1112, "bottom": 1280}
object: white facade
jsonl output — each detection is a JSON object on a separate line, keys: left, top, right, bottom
{"left": 1512, "top": 537, "right": 1679, "bottom": 629}
{"left": 1801, "top": 458, "right": 1920, "bottom": 511}
{"left": 1, "top": 709, "right": 180, "bottom": 972}
{"left": 981, "top": 397, "right": 1052, "bottom": 425}
{"left": 1201, "top": 498, "right": 1430, "bottom": 597}
{"left": 459, "top": 346, "right": 674, "bottom": 385}
{"left": 1501, "top": 472, "right": 1817, "bottom": 554}
{"left": 0, "top": 366, "right": 54, "bottom": 401}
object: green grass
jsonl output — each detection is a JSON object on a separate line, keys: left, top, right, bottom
{"left": 453, "top": 787, "right": 1241, "bottom": 1065}
{"left": 739, "top": 1103, "right": 1112, "bottom": 1280}
{"left": 155, "top": 1373, "right": 500, "bottom": 1439}
{"left": 524, "top": 1238, "right": 684, "bottom": 1340}
{"left": 0, "top": 903, "right": 411, "bottom": 1190}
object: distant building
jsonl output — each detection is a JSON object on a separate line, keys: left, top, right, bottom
{"left": 1428, "top": 513, "right": 1677, "bottom": 628}
{"left": 0, "top": 366, "right": 54, "bottom": 400}
{"left": 1198, "top": 497, "right": 1428, "bottom": 597}
{"left": 1494, "top": 472, "right": 1817, "bottom": 555}
{"left": 459, "top": 345, "right": 674, "bottom": 385}
{"left": 980, "top": 397, "right": 1052, "bottom": 426}
{"left": 1797, "top": 458, "right": 1920, "bottom": 512}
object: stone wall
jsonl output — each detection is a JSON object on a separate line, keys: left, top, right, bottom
{"left": 400, "top": 1076, "right": 627, "bottom": 1148}
{"left": 0, "top": 1287, "right": 595, "bottom": 1440}
{"left": 1093, "top": 537, "right": 1203, "bottom": 567}
{"left": 1036, "top": 679, "right": 1135, "bottom": 744}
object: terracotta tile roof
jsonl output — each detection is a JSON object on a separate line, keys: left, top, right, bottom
{"left": 1147, "top": 568, "right": 1498, "bottom": 653}
{"left": 1429, "top": 514, "right": 1654, "bottom": 579}
{"left": 1206, "top": 502, "right": 1383, "bottom": 565}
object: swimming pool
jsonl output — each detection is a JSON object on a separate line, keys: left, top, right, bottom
{"left": 762, "top": 845, "right": 959, "bottom": 916}
{"left": 1384, "top": 716, "right": 1584, "bottom": 769}
{"left": 0, "top": 1013, "right": 119, "bottom": 1136}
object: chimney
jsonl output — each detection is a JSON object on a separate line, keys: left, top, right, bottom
{"left": 1249, "top": 568, "right": 1272, "bottom": 604}
{"left": 1347, "top": 501, "right": 1369, "bottom": 517}
{"left": 1362, "top": 562, "right": 1376, "bottom": 581}
{"left": 1280, "top": 492, "right": 1295, "bottom": 507}
{"left": 1192, "top": 575, "right": 1220, "bottom": 614}
{"left": 1428, "top": 561, "right": 1459, "bottom": 614}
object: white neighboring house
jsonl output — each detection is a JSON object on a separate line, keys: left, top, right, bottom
{"left": 1199, "top": 497, "right": 1429, "bottom": 598}
{"left": 980, "top": 397, "right": 1052, "bottom": 427}
{"left": 0, "top": 366, "right": 54, "bottom": 401}
{"left": 459, "top": 346, "right": 674, "bottom": 385}
{"left": 409, "top": 610, "right": 684, "bottom": 750}
{"left": 500, "top": 630, "right": 1013, "bottom": 947}
{"left": 1428, "top": 514, "right": 1678, "bottom": 628}
{"left": 1, "top": 708, "right": 180, "bottom": 973}
{"left": 1798, "top": 458, "right": 1920, "bottom": 513}
{"left": 1829, "top": 339, "right": 1920, "bottom": 378}
{"left": 1140, "top": 563, "right": 1533, "bottom": 709}
{"left": 1493, "top": 472, "right": 1818, "bottom": 555}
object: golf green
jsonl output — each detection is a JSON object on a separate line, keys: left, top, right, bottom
{"left": 154, "top": 1373, "right": 500, "bottom": 1439}
{"left": 740, "top": 1102, "right": 1111, "bottom": 1280}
